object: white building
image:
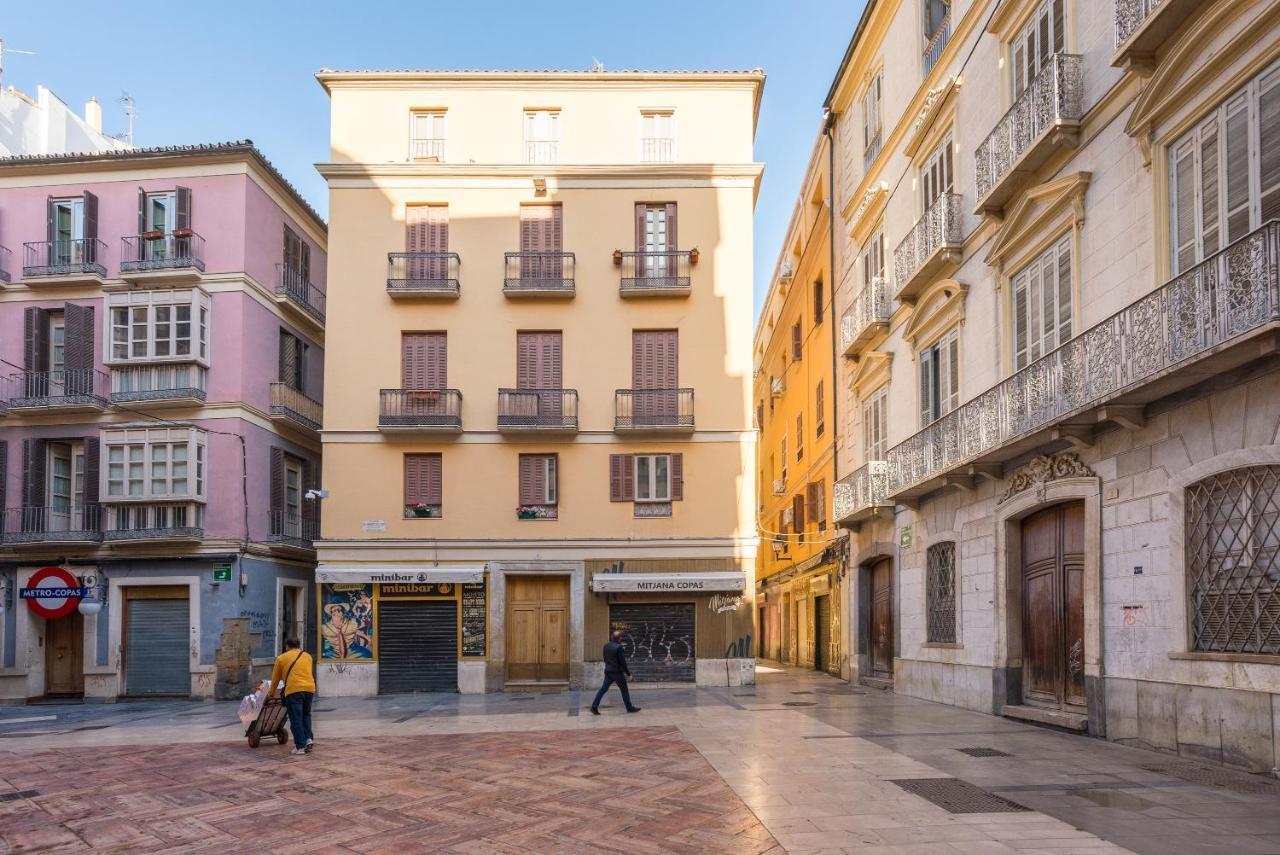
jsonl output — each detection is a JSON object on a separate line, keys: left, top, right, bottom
{"left": 0, "top": 85, "right": 130, "bottom": 157}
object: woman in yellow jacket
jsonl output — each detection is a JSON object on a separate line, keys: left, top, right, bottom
{"left": 266, "top": 638, "right": 316, "bottom": 755}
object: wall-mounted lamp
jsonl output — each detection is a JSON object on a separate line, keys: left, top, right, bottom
{"left": 78, "top": 570, "right": 108, "bottom": 616}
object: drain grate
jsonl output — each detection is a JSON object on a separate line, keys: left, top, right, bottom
{"left": 0, "top": 790, "right": 39, "bottom": 803}
{"left": 1141, "top": 763, "right": 1280, "bottom": 794}
{"left": 782, "top": 701, "right": 817, "bottom": 707}
{"left": 890, "top": 778, "right": 1031, "bottom": 814}
{"left": 955, "top": 747, "right": 1012, "bottom": 758}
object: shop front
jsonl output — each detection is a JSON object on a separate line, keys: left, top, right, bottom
{"left": 757, "top": 544, "right": 843, "bottom": 674}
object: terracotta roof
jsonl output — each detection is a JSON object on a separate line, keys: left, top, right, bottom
{"left": 0, "top": 140, "right": 326, "bottom": 231}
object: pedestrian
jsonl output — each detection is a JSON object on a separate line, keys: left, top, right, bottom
{"left": 266, "top": 638, "right": 315, "bottom": 756}
{"left": 590, "top": 629, "right": 641, "bottom": 715}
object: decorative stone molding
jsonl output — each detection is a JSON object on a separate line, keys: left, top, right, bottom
{"left": 997, "top": 452, "right": 1096, "bottom": 505}
{"left": 904, "top": 76, "right": 959, "bottom": 157}
{"left": 848, "top": 181, "right": 889, "bottom": 239}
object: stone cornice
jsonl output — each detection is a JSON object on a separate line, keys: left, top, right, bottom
{"left": 314, "top": 161, "right": 764, "bottom": 182}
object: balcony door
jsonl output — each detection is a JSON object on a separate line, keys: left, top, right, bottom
{"left": 284, "top": 456, "right": 302, "bottom": 538}
{"left": 402, "top": 332, "right": 448, "bottom": 419}
{"left": 407, "top": 205, "right": 449, "bottom": 281}
{"left": 632, "top": 330, "right": 678, "bottom": 422}
{"left": 46, "top": 441, "right": 85, "bottom": 533}
{"left": 635, "top": 203, "right": 677, "bottom": 278}
{"left": 1011, "top": 0, "right": 1065, "bottom": 100}
{"left": 517, "top": 332, "right": 563, "bottom": 422}
{"left": 921, "top": 136, "right": 954, "bottom": 213}
{"left": 519, "top": 205, "right": 563, "bottom": 280}
{"left": 50, "top": 198, "right": 84, "bottom": 266}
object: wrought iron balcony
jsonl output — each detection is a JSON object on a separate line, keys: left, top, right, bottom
{"left": 525, "top": 140, "right": 559, "bottom": 164}
{"left": 641, "top": 137, "right": 675, "bottom": 163}
{"left": 923, "top": 14, "right": 951, "bottom": 75}
{"left": 833, "top": 461, "right": 891, "bottom": 527}
{"left": 379, "top": 388, "right": 463, "bottom": 432}
{"left": 770, "top": 376, "right": 786, "bottom": 397}
{"left": 884, "top": 221, "right": 1280, "bottom": 504}
{"left": 974, "top": 54, "right": 1083, "bottom": 216}
{"left": 102, "top": 501, "right": 204, "bottom": 542}
{"left": 0, "top": 245, "right": 11, "bottom": 284}
{"left": 8, "top": 369, "right": 109, "bottom": 411}
{"left": 267, "top": 510, "right": 319, "bottom": 549}
{"left": 2, "top": 505, "right": 102, "bottom": 544}
{"left": 496, "top": 388, "right": 579, "bottom": 432}
{"left": 618, "top": 251, "right": 693, "bottom": 297}
{"left": 387, "top": 252, "right": 460, "bottom": 298}
{"left": 1114, "top": 0, "right": 1202, "bottom": 73}
{"left": 503, "top": 252, "right": 575, "bottom": 297}
{"left": 893, "top": 191, "right": 963, "bottom": 303}
{"left": 22, "top": 238, "right": 107, "bottom": 280}
{"left": 275, "top": 263, "right": 326, "bottom": 322}
{"left": 771, "top": 479, "right": 786, "bottom": 495}
{"left": 841, "top": 276, "right": 892, "bottom": 356}
{"left": 120, "top": 232, "right": 206, "bottom": 278}
{"left": 110, "top": 363, "right": 207, "bottom": 405}
{"left": 614, "top": 388, "right": 694, "bottom": 432}
{"left": 269, "top": 382, "right": 323, "bottom": 432}
{"left": 411, "top": 138, "right": 446, "bottom": 160}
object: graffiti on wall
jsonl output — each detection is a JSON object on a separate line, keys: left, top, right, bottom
{"left": 320, "top": 584, "right": 373, "bottom": 660}
{"left": 708, "top": 594, "right": 743, "bottom": 614}
{"left": 725, "top": 634, "right": 752, "bottom": 658}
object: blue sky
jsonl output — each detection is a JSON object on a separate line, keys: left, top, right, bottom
{"left": 2, "top": 1, "right": 863, "bottom": 316}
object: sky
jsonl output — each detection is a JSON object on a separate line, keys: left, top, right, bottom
{"left": 2, "top": 1, "right": 863, "bottom": 317}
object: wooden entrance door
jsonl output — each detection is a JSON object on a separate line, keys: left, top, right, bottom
{"left": 45, "top": 612, "right": 84, "bottom": 696}
{"left": 1021, "top": 502, "right": 1086, "bottom": 710}
{"left": 869, "top": 558, "right": 894, "bottom": 679}
{"left": 506, "top": 576, "right": 569, "bottom": 682}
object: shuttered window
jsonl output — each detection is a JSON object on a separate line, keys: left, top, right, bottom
{"left": 919, "top": 329, "right": 959, "bottom": 427}
{"left": 813, "top": 280, "right": 824, "bottom": 325}
{"left": 921, "top": 134, "right": 954, "bottom": 212}
{"left": 278, "top": 330, "right": 307, "bottom": 391}
{"left": 816, "top": 381, "right": 825, "bottom": 437}
{"left": 402, "top": 332, "right": 447, "bottom": 389}
{"left": 861, "top": 228, "right": 885, "bottom": 291}
{"left": 863, "top": 72, "right": 883, "bottom": 164}
{"left": 632, "top": 330, "right": 678, "bottom": 388}
{"left": 519, "top": 205, "right": 563, "bottom": 255}
{"left": 283, "top": 226, "right": 310, "bottom": 283}
{"left": 791, "top": 321, "right": 803, "bottom": 360}
{"left": 795, "top": 413, "right": 804, "bottom": 461}
{"left": 518, "top": 454, "right": 558, "bottom": 513}
{"left": 1170, "top": 62, "right": 1280, "bottom": 274}
{"left": 1011, "top": 234, "right": 1073, "bottom": 370}
{"left": 863, "top": 386, "right": 888, "bottom": 461}
{"left": 792, "top": 493, "right": 806, "bottom": 532}
{"left": 516, "top": 331, "right": 562, "bottom": 389}
{"left": 1009, "top": 0, "right": 1065, "bottom": 100}
{"left": 404, "top": 453, "right": 443, "bottom": 516}
{"left": 807, "top": 481, "right": 826, "bottom": 531}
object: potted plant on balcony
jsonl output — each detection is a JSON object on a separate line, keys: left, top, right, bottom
{"left": 516, "top": 505, "right": 539, "bottom": 520}
{"left": 142, "top": 229, "right": 165, "bottom": 241}
{"left": 172, "top": 227, "right": 194, "bottom": 239}
{"left": 406, "top": 503, "right": 435, "bottom": 518}
{"left": 612, "top": 249, "right": 624, "bottom": 267}
{"left": 689, "top": 246, "right": 700, "bottom": 265}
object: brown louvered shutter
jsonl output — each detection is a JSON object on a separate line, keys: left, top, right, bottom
{"left": 64, "top": 303, "right": 94, "bottom": 370}
{"left": 632, "top": 330, "right": 677, "bottom": 388}
{"left": 83, "top": 435, "right": 100, "bottom": 508}
{"left": 665, "top": 203, "right": 678, "bottom": 250}
{"left": 778, "top": 510, "right": 788, "bottom": 538}
{"left": 793, "top": 493, "right": 806, "bottom": 531}
{"left": 46, "top": 195, "right": 55, "bottom": 246}
{"left": 424, "top": 454, "right": 443, "bottom": 505}
{"left": 792, "top": 322, "right": 802, "bottom": 360}
{"left": 23, "top": 439, "right": 46, "bottom": 509}
{"left": 24, "top": 307, "right": 50, "bottom": 372}
{"left": 402, "top": 332, "right": 446, "bottom": 389}
{"left": 302, "top": 457, "right": 319, "bottom": 530}
{"left": 816, "top": 381, "right": 825, "bottom": 434}
{"left": 136, "top": 188, "right": 147, "bottom": 236}
{"left": 175, "top": 186, "right": 192, "bottom": 231}
{"left": 815, "top": 480, "right": 826, "bottom": 528}
{"left": 518, "top": 455, "right": 537, "bottom": 505}
{"left": 670, "top": 453, "right": 684, "bottom": 501}
{"left": 634, "top": 203, "right": 647, "bottom": 253}
{"left": 516, "top": 332, "right": 562, "bottom": 389}
{"left": 269, "top": 447, "right": 284, "bottom": 518}
{"left": 609, "top": 454, "right": 635, "bottom": 502}
{"left": 814, "top": 280, "right": 824, "bottom": 324}
{"left": 404, "top": 454, "right": 425, "bottom": 506}
{"left": 82, "top": 190, "right": 98, "bottom": 243}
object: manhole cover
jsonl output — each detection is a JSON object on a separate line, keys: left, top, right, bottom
{"left": 955, "top": 747, "right": 1012, "bottom": 758}
{"left": 782, "top": 701, "right": 817, "bottom": 707}
{"left": 0, "top": 790, "right": 39, "bottom": 803}
{"left": 890, "top": 778, "right": 1031, "bottom": 814}
{"left": 1141, "top": 764, "right": 1280, "bottom": 794}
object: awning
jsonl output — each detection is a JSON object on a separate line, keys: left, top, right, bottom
{"left": 589, "top": 572, "right": 745, "bottom": 593}
{"left": 316, "top": 566, "right": 484, "bottom": 584}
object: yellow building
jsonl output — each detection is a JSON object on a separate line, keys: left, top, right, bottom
{"left": 752, "top": 132, "right": 840, "bottom": 674}
{"left": 315, "top": 69, "right": 764, "bottom": 695}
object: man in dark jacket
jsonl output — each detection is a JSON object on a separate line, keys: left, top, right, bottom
{"left": 590, "top": 630, "right": 641, "bottom": 714}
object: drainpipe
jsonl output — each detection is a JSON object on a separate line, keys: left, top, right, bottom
{"left": 823, "top": 107, "right": 839, "bottom": 488}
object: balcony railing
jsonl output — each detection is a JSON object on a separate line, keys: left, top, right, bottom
{"left": 771, "top": 479, "right": 785, "bottom": 495}
{"left": 525, "top": 140, "right": 559, "bottom": 164}
{"left": 884, "top": 221, "right": 1280, "bottom": 501}
{"left": 103, "top": 502, "right": 204, "bottom": 542}
{"left": 614, "top": 388, "right": 694, "bottom": 431}
{"left": 497, "top": 388, "right": 579, "bottom": 431}
{"left": 411, "top": 138, "right": 446, "bottom": 160}
{"left": 0, "top": 245, "right": 11, "bottom": 284}
{"left": 275, "top": 263, "right": 326, "bottom": 322}
{"left": 893, "top": 191, "right": 963, "bottom": 302}
{"left": 619, "top": 251, "right": 693, "bottom": 296}
{"left": 974, "top": 53, "right": 1083, "bottom": 214}
{"left": 120, "top": 232, "right": 206, "bottom": 274}
{"left": 2, "top": 505, "right": 102, "bottom": 544}
{"left": 8, "top": 369, "right": 109, "bottom": 409}
{"left": 22, "top": 239, "right": 107, "bottom": 278}
{"left": 503, "top": 252, "right": 575, "bottom": 296}
{"left": 923, "top": 14, "right": 951, "bottom": 75}
{"left": 110, "top": 363, "right": 207, "bottom": 404}
{"left": 269, "top": 383, "right": 323, "bottom": 431}
{"left": 268, "top": 510, "right": 319, "bottom": 548}
{"left": 833, "top": 461, "right": 891, "bottom": 526}
{"left": 1114, "top": 0, "right": 1199, "bottom": 71}
{"left": 770, "top": 376, "right": 786, "bottom": 397}
{"left": 641, "top": 137, "right": 675, "bottom": 163}
{"left": 387, "top": 252, "right": 461, "bottom": 298}
{"left": 379, "top": 388, "right": 463, "bottom": 431}
{"left": 841, "top": 276, "right": 892, "bottom": 355}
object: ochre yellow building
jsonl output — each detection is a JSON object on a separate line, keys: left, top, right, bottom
{"left": 315, "top": 69, "right": 764, "bottom": 695}
{"left": 752, "top": 132, "right": 840, "bottom": 674}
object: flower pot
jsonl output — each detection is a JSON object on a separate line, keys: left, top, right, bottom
{"left": 689, "top": 249, "right": 699, "bottom": 265}
{"left": 172, "top": 227, "right": 194, "bottom": 239}
{"left": 142, "top": 230, "right": 164, "bottom": 241}
{"left": 518, "top": 512, "right": 537, "bottom": 520}
{"left": 612, "top": 251, "right": 623, "bottom": 267}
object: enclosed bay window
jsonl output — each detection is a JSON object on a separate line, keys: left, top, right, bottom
{"left": 108, "top": 290, "right": 210, "bottom": 363}
{"left": 1011, "top": 234, "right": 1073, "bottom": 370}
{"left": 919, "top": 329, "right": 959, "bottom": 426}
{"left": 102, "top": 427, "right": 207, "bottom": 502}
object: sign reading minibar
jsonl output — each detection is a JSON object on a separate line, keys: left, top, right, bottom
{"left": 589, "top": 573, "right": 745, "bottom": 593}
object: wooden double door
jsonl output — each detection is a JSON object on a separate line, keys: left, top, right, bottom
{"left": 45, "top": 612, "right": 84, "bottom": 696}
{"left": 506, "top": 576, "right": 569, "bottom": 683}
{"left": 1021, "top": 502, "right": 1086, "bottom": 711}
{"left": 869, "top": 558, "right": 894, "bottom": 680}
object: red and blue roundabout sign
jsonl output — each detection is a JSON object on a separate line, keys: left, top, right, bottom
{"left": 19, "top": 567, "right": 86, "bottom": 620}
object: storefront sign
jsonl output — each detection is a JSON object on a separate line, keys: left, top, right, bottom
{"left": 19, "top": 567, "right": 85, "bottom": 620}
{"left": 461, "top": 582, "right": 487, "bottom": 657}
{"left": 708, "top": 594, "right": 744, "bottom": 613}
{"left": 899, "top": 525, "right": 913, "bottom": 549}
{"left": 212, "top": 565, "right": 233, "bottom": 583}
{"left": 589, "top": 572, "right": 745, "bottom": 593}
{"left": 316, "top": 566, "right": 484, "bottom": 584}
{"left": 379, "top": 583, "right": 455, "bottom": 597}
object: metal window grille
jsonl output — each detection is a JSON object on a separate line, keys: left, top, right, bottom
{"left": 926, "top": 540, "right": 957, "bottom": 644}
{"left": 1186, "top": 466, "right": 1280, "bottom": 655}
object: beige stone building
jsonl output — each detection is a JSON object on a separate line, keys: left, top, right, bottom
{"left": 814, "top": 0, "right": 1280, "bottom": 771}
{"left": 315, "top": 69, "right": 763, "bottom": 695}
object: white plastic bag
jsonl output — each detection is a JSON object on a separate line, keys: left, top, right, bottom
{"left": 237, "top": 680, "right": 273, "bottom": 728}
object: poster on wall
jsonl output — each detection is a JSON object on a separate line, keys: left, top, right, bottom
{"left": 320, "top": 583, "right": 374, "bottom": 660}
{"left": 461, "top": 581, "right": 487, "bottom": 657}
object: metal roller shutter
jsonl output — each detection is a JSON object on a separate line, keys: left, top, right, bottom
{"left": 609, "top": 603, "right": 696, "bottom": 683}
{"left": 814, "top": 594, "right": 832, "bottom": 673}
{"left": 125, "top": 598, "right": 190, "bottom": 696}
{"left": 378, "top": 600, "right": 457, "bottom": 693}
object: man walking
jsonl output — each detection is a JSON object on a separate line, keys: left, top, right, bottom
{"left": 590, "top": 629, "right": 641, "bottom": 715}
{"left": 266, "top": 638, "right": 315, "bottom": 755}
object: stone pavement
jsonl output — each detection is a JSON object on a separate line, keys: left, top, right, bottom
{"left": 0, "top": 664, "right": 1278, "bottom": 854}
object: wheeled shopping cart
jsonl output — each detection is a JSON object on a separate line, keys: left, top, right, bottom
{"left": 245, "top": 696, "right": 289, "bottom": 748}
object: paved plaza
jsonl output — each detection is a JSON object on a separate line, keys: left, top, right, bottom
{"left": 2, "top": 665, "right": 1280, "bottom": 854}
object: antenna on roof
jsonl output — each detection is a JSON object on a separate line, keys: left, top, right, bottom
{"left": 0, "top": 37, "right": 37, "bottom": 89}
{"left": 590, "top": 57, "right": 605, "bottom": 72}
{"left": 115, "top": 91, "right": 135, "bottom": 145}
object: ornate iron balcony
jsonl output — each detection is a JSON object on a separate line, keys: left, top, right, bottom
{"left": 269, "top": 382, "right": 323, "bottom": 431}
{"left": 1114, "top": 0, "right": 1201, "bottom": 72}
{"left": 387, "top": 252, "right": 460, "bottom": 298}
{"left": 618, "top": 251, "right": 693, "bottom": 297}
{"left": 2, "top": 505, "right": 102, "bottom": 544}
{"left": 110, "top": 363, "right": 207, "bottom": 404}
{"left": 641, "top": 137, "right": 675, "bottom": 163}
{"left": 893, "top": 192, "right": 963, "bottom": 303}
{"left": 8, "top": 369, "right": 109, "bottom": 410}
{"left": 411, "top": 138, "right": 446, "bottom": 160}
{"left": 974, "top": 54, "right": 1083, "bottom": 215}
{"left": 841, "top": 276, "right": 892, "bottom": 356}
{"left": 275, "top": 263, "right": 326, "bottom": 321}
{"left": 614, "top": 388, "right": 694, "bottom": 432}
{"left": 379, "top": 388, "right": 463, "bottom": 431}
{"left": 22, "top": 238, "right": 107, "bottom": 279}
{"left": 503, "top": 252, "right": 575, "bottom": 297}
{"left": 268, "top": 510, "right": 319, "bottom": 549}
{"left": 120, "top": 232, "right": 206, "bottom": 275}
{"left": 833, "top": 461, "right": 891, "bottom": 526}
{"left": 496, "top": 388, "right": 578, "bottom": 432}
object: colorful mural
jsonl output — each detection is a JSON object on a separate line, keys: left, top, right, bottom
{"left": 320, "top": 584, "right": 374, "bottom": 660}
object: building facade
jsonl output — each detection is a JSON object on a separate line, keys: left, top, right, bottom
{"left": 316, "top": 69, "right": 762, "bottom": 695}
{"left": 0, "top": 85, "right": 130, "bottom": 157}
{"left": 814, "top": 0, "right": 1280, "bottom": 771}
{"left": 0, "top": 142, "right": 326, "bottom": 702}
{"left": 752, "top": 133, "right": 843, "bottom": 675}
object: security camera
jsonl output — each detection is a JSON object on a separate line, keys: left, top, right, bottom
{"left": 305, "top": 489, "right": 330, "bottom": 501}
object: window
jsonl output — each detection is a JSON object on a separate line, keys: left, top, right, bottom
{"left": 1011, "top": 234, "right": 1073, "bottom": 370}
{"left": 1186, "top": 466, "right": 1280, "bottom": 655}
{"left": 283, "top": 455, "right": 303, "bottom": 537}
{"left": 921, "top": 134, "right": 954, "bottom": 212}
{"left": 524, "top": 110, "right": 560, "bottom": 164}
{"left": 814, "top": 279, "right": 825, "bottom": 325}
{"left": 792, "top": 493, "right": 806, "bottom": 534}
{"left": 796, "top": 413, "right": 804, "bottom": 461}
{"left": 861, "top": 228, "right": 886, "bottom": 291}
{"left": 518, "top": 454, "right": 558, "bottom": 518}
{"left": 864, "top": 386, "right": 888, "bottom": 461}
{"left": 282, "top": 226, "right": 310, "bottom": 286}
{"left": 780, "top": 435, "right": 788, "bottom": 482}
{"left": 47, "top": 440, "right": 85, "bottom": 513}
{"left": 636, "top": 454, "right": 671, "bottom": 502}
{"left": 807, "top": 481, "right": 826, "bottom": 531}
{"left": 1170, "top": 63, "right": 1280, "bottom": 274}
{"left": 109, "top": 291, "right": 209, "bottom": 363}
{"left": 404, "top": 453, "right": 443, "bottom": 518}
{"left": 863, "top": 72, "right": 883, "bottom": 165}
{"left": 103, "top": 427, "right": 206, "bottom": 501}
{"left": 279, "top": 330, "right": 308, "bottom": 392}
{"left": 640, "top": 110, "right": 675, "bottom": 162}
{"left": 1010, "top": 0, "right": 1065, "bottom": 100}
{"left": 815, "top": 381, "right": 825, "bottom": 437}
{"left": 611, "top": 453, "right": 682, "bottom": 514}
{"left": 926, "top": 541, "right": 958, "bottom": 643}
{"left": 410, "top": 110, "right": 447, "bottom": 161}
{"left": 45, "top": 192, "right": 97, "bottom": 266}
{"left": 791, "top": 321, "right": 803, "bottom": 360}
{"left": 49, "top": 312, "right": 65, "bottom": 374}
{"left": 919, "top": 329, "right": 959, "bottom": 426}
{"left": 923, "top": 0, "right": 952, "bottom": 73}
